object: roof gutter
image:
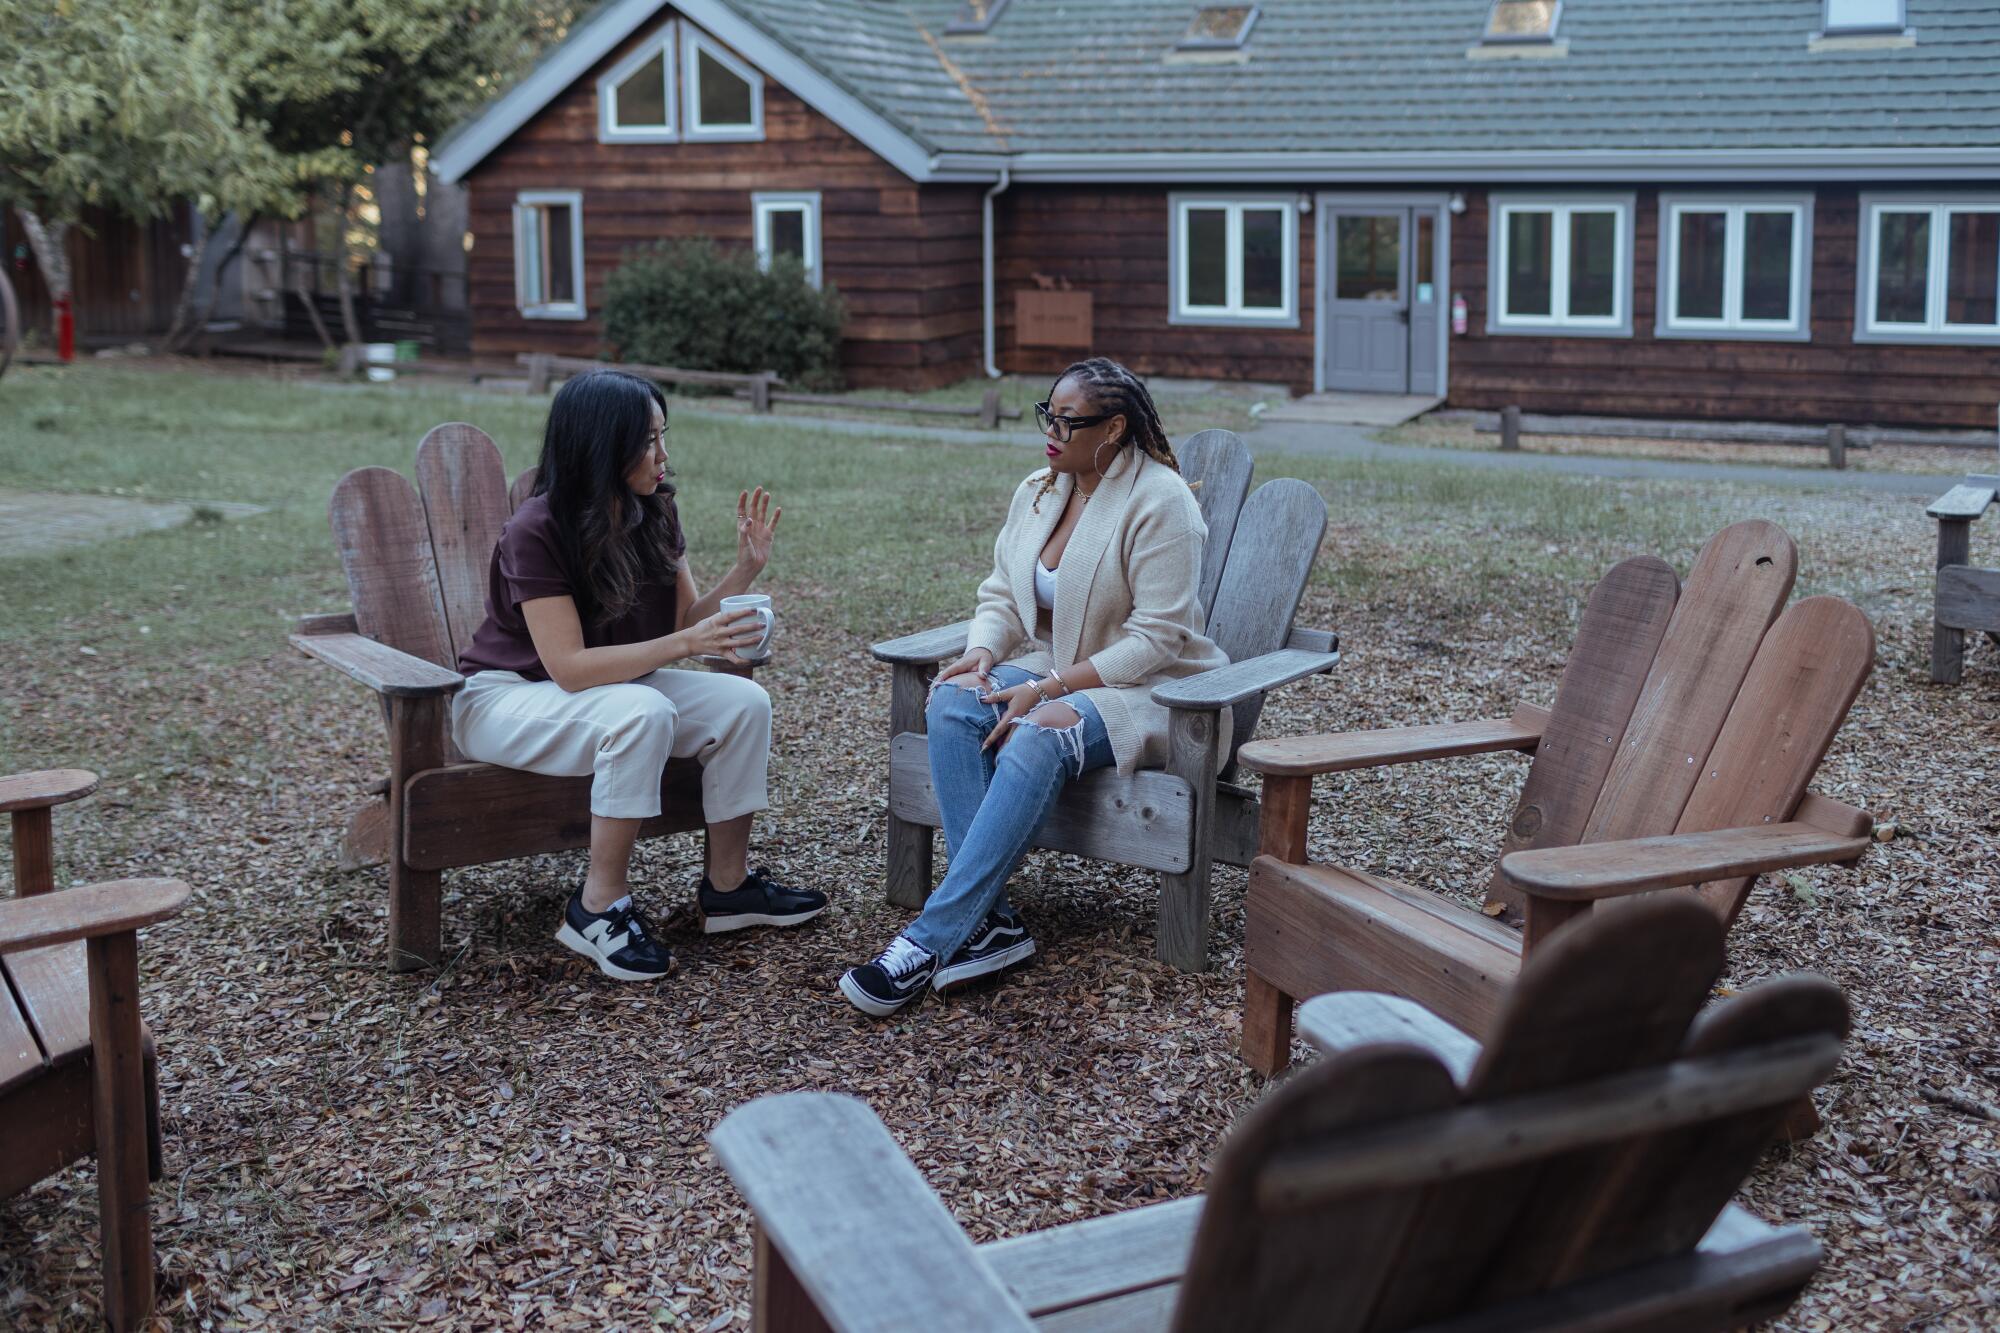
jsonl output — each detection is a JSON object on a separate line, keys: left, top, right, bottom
{"left": 982, "top": 167, "right": 1011, "bottom": 379}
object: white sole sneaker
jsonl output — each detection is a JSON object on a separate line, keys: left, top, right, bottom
{"left": 701, "top": 902, "right": 829, "bottom": 935}
{"left": 838, "top": 970, "right": 924, "bottom": 1017}
{"left": 554, "top": 922, "right": 675, "bottom": 981}
{"left": 932, "top": 938, "right": 1037, "bottom": 992}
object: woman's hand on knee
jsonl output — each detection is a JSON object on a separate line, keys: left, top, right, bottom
{"left": 979, "top": 681, "right": 1040, "bottom": 751}
{"left": 935, "top": 647, "right": 994, "bottom": 691}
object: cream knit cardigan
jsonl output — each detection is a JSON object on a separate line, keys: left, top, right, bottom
{"left": 963, "top": 448, "right": 1230, "bottom": 775}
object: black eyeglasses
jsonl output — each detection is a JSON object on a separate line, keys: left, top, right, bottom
{"left": 1035, "top": 401, "right": 1116, "bottom": 444}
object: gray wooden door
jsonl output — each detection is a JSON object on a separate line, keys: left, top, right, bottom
{"left": 1325, "top": 208, "right": 1410, "bottom": 394}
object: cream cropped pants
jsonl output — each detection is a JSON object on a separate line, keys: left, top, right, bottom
{"left": 451, "top": 668, "right": 771, "bottom": 822}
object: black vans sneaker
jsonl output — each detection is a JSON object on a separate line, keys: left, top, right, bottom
{"left": 697, "top": 867, "right": 829, "bottom": 934}
{"left": 932, "top": 906, "right": 1036, "bottom": 992}
{"left": 554, "top": 890, "right": 676, "bottom": 981}
{"left": 838, "top": 935, "right": 938, "bottom": 1017}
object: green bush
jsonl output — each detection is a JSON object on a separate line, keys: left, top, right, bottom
{"left": 602, "top": 238, "right": 846, "bottom": 391}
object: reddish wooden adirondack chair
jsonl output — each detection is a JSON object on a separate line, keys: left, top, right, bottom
{"left": 712, "top": 895, "right": 1845, "bottom": 1332}
{"left": 2, "top": 769, "right": 189, "bottom": 1332}
{"left": 292, "top": 424, "right": 751, "bottom": 971}
{"left": 1237, "top": 519, "right": 1875, "bottom": 1076}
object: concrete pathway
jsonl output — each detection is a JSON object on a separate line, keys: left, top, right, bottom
{"left": 0, "top": 488, "right": 264, "bottom": 559}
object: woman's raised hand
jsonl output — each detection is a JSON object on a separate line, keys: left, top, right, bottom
{"left": 683, "top": 606, "right": 766, "bottom": 661}
{"left": 935, "top": 647, "right": 994, "bottom": 690}
{"left": 736, "top": 487, "right": 781, "bottom": 574}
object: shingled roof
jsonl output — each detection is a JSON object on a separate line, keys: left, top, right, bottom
{"left": 432, "top": 0, "right": 2000, "bottom": 181}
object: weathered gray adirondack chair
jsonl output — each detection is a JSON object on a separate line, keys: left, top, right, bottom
{"left": 1237, "top": 520, "right": 1875, "bottom": 1080}
{"left": 292, "top": 423, "right": 750, "bottom": 971}
{"left": 870, "top": 430, "right": 1339, "bottom": 972}
{"left": 1928, "top": 472, "right": 2000, "bottom": 683}
{"left": 711, "top": 895, "right": 1843, "bottom": 1333}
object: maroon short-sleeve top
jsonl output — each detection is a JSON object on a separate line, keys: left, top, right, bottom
{"left": 457, "top": 495, "right": 682, "bottom": 681}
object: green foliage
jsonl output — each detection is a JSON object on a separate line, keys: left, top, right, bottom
{"left": 603, "top": 239, "right": 847, "bottom": 391}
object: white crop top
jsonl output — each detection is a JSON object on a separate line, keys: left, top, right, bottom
{"left": 1034, "top": 560, "right": 1057, "bottom": 611}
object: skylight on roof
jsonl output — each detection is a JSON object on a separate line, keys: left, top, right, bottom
{"left": 1484, "top": 0, "right": 1560, "bottom": 43}
{"left": 944, "top": 0, "right": 1010, "bottom": 35}
{"left": 1178, "top": 6, "right": 1259, "bottom": 50}
{"left": 1823, "top": 0, "right": 1904, "bottom": 33}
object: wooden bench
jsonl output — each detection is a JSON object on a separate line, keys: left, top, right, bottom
{"left": 712, "top": 895, "right": 1840, "bottom": 1332}
{"left": 2, "top": 769, "right": 190, "bottom": 1331}
{"left": 1928, "top": 473, "right": 2000, "bottom": 684}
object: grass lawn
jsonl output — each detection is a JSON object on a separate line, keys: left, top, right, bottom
{"left": 1, "top": 361, "right": 1996, "bottom": 1330}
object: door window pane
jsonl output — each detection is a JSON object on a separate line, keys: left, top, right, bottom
{"left": 1336, "top": 215, "right": 1401, "bottom": 302}
{"left": 1185, "top": 209, "right": 1228, "bottom": 308}
{"left": 1945, "top": 211, "right": 1999, "bottom": 327}
{"left": 697, "top": 48, "right": 755, "bottom": 126}
{"left": 1568, "top": 210, "right": 1616, "bottom": 318}
{"left": 1414, "top": 214, "right": 1435, "bottom": 302}
{"left": 1505, "top": 210, "right": 1552, "bottom": 317}
{"left": 1875, "top": 211, "right": 1930, "bottom": 325}
{"left": 1241, "top": 208, "right": 1286, "bottom": 309}
{"left": 615, "top": 52, "right": 669, "bottom": 128}
{"left": 1741, "top": 211, "right": 1795, "bottom": 322}
{"left": 1675, "top": 211, "right": 1727, "bottom": 320}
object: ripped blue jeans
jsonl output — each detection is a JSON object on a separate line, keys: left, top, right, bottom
{"left": 904, "top": 665, "right": 1115, "bottom": 960}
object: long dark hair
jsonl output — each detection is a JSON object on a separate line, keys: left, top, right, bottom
{"left": 532, "top": 370, "right": 684, "bottom": 625}
{"left": 1032, "top": 357, "right": 1181, "bottom": 510}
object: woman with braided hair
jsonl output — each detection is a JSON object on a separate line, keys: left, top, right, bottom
{"left": 840, "top": 357, "right": 1229, "bottom": 1015}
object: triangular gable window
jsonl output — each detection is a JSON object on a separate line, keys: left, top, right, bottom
{"left": 597, "top": 24, "right": 677, "bottom": 142}
{"left": 1484, "top": 0, "right": 1560, "bottom": 43}
{"left": 683, "top": 29, "right": 764, "bottom": 142}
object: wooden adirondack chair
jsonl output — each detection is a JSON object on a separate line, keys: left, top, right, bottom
{"left": 1236, "top": 519, "right": 1876, "bottom": 1077}
{"left": 292, "top": 423, "right": 752, "bottom": 972}
{"left": 710, "top": 895, "right": 1844, "bottom": 1333}
{"left": 870, "top": 430, "right": 1339, "bottom": 972}
{"left": 1928, "top": 471, "right": 2000, "bottom": 683}
{"left": 2, "top": 768, "right": 189, "bottom": 1332}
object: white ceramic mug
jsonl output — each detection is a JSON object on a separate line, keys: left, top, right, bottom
{"left": 720, "top": 593, "right": 775, "bottom": 662}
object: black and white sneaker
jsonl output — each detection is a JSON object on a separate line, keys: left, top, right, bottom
{"left": 697, "top": 867, "right": 829, "bottom": 934}
{"left": 838, "top": 935, "right": 938, "bottom": 1017}
{"left": 554, "top": 890, "right": 676, "bottom": 981}
{"left": 932, "top": 907, "right": 1036, "bottom": 992}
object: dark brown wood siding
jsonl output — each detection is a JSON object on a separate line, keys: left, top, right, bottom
{"left": 993, "top": 187, "right": 1317, "bottom": 393}
{"left": 3, "top": 205, "right": 193, "bottom": 344}
{"left": 1447, "top": 185, "right": 2000, "bottom": 431}
{"left": 461, "top": 8, "right": 984, "bottom": 388}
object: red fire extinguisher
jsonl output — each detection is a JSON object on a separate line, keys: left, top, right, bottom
{"left": 1451, "top": 292, "right": 1469, "bottom": 337}
{"left": 55, "top": 292, "right": 75, "bottom": 362}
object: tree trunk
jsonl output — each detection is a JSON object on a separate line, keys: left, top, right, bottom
{"left": 163, "top": 213, "right": 255, "bottom": 353}
{"left": 15, "top": 208, "right": 73, "bottom": 336}
{"left": 335, "top": 185, "right": 366, "bottom": 347}
{"left": 161, "top": 231, "right": 211, "bottom": 353}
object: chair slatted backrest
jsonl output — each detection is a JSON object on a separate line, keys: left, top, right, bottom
{"left": 329, "top": 467, "right": 455, "bottom": 670}
{"left": 1177, "top": 429, "right": 1256, "bottom": 618}
{"left": 1170, "top": 897, "right": 1842, "bottom": 1333}
{"left": 509, "top": 466, "right": 540, "bottom": 513}
{"left": 415, "top": 424, "right": 511, "bottom": 669}
{"left": 1206, "top": 478, "right": 1329, "bottom": 753}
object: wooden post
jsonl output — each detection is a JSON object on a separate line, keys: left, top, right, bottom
{"left": 525, "top": 353, "right": 554, "bottom": 394}
{"left": 884, "top": 663, "right": 937, "bottom": 910}
{"left": 386, "top": 695, "right": 446, "bottom": 971}
{"left": 753, "top": 1225, "right": 836, "bottom": 1333}
{"left": 1242, "top": 972, "right": 1296, "bottom": 1077}
{"left": 336, "top": 343, "right": 364, "bottom": 378}
{"left": 1500, "top": 405, "right": 1521, "bottom": 452}
{"left": 1826, "top": 424, "right": 1847, "bottom": 471}
{"left": 88, "top": 931, "right": 155, "bottom": 1332}
{"left": 1157, "top": 708, "right": 1221, "bottom": 972}
{"left": 11, "top": 806, "right": 54, "bottom": 896}
{"left": 979, "top": 386, "right": 1002, "bottom": 431}
{"left": 1932, "top": 517, "right": 1973, "bottom": 685}
{"left": 751, "top": 373, "right": 773, "bottom": 414}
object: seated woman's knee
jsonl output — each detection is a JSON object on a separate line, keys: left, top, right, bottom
{"left": 605, "top": 684, "right": 679, "bottom": 748}
{"left": 1024, "top": 701, "right": 1081, "bottom": 730}
{"left": 926, "top": 675, "right": 988, "bottom": 725}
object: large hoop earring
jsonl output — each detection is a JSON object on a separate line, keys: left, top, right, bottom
{"left": 1092, "top": 435, "right": 1118, "bottom": 477}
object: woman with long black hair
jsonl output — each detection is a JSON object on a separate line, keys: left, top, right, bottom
{"left": 453, "top": 370, "right": 826, "bottom": 981}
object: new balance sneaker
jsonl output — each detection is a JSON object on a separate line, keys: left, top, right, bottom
{"left": 553, "top": 890, "right": 676, "bottom": 981}
{"left": 697, "top": 867, "right": 829, "bottom": 934}
{"left": 931, "top": 906, "right": 1036, "bottom": 992}
{"left": 838, "top": 935, "right": 938, "bottom": 1017}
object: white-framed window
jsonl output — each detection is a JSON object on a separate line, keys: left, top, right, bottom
{"left": 1656, "top": 195, "right": 1813, "bottom": 341}
{"left": 1823, "top": 0, "right": 1904, "bottom": 34}
{"left": 597, "top": 24, "right": 677, "bottom": 143}
{"left": 1487, "top": 194, "right": 1634, "bottom": 336}
{"left": 513, "top": 191, "right": 585, "bottom": 320}
{"left": 682, "top": 28, "right": 764, "bottom": 142}
{"left": 1168, "top": 194, "right": 1298, "bottom": 326}
{"left": 754, "top": 193, "right": 822, "bottom": 289}
{"left": 1857, "top": 197, "right": 2000, "bottom": 344}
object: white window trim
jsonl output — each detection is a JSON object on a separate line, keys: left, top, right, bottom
{"left": 1856, "top": 195, "right": 2000, "bottom": 345}
{"left": 1655, "top": 194, "right": 1814, "bottom": 342}
{"left": 1486, "top": 194, "right": 1635, "bottom": 337}
{"left": 1167, "top": 194, "right": 1300, "bottom": 327}
{"left": 682, "top": 27, "right": 765, "bottom": 143}
{"left": 596, "top": 22, "right": 678, "bottom": 144}
{"left": 513, "top": 190, "right": 586, "bottom": 320}
{"left": 754, "top": 192, "right": 823, "bottom": 289}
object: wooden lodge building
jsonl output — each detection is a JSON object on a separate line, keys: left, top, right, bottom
{"left": 433, "top": 0, "right": 2000, "bottom": 429}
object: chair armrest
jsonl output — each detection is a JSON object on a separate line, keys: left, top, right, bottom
{"left": 0, "top": 879, "right": 190, "bottom": 954}
{"left": 1500, "top": 822, "right": 1871, "bottom": 902}
{"left": 1238, "top": 704, "right": 1549, "bottom": 778}
{"left": 1151, "top": 645, "right": 1340, "bottom": 711}
{"left": 710, "top": 1092, "right": 1035, "bottom": 1332}
{"left": 289, "top": 631, "right": 464, "bottom": 697}
{"left": 0, "top": 769, "right": 98, "bottom": 815}
{"left": 1296, "top": 992, "right": 1481, "bottom": 1087}
{"left": 871, "top": 619, "right": 974, "bottom": 665}
{"left": 1928, "top": 478, "right": 1999, "bottom": 521}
